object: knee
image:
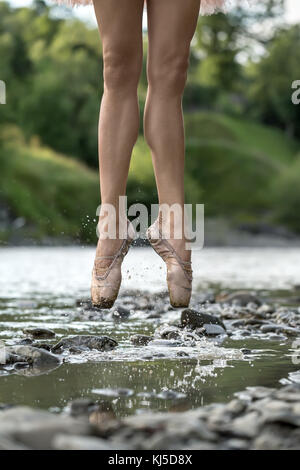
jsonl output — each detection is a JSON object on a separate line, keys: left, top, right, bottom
{"left": 103, "top": 45, "right": 142, "bottom": 93}
{"left": 147, "top": 51, "right": 190, "bottom": 97}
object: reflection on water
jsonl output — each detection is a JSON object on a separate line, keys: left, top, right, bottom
{"left": 0, "top": 246, "right": 299, "bottom": 415}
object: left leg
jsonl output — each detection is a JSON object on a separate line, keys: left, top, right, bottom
{"left": 144, "top": 0, "right": 201, "bottom": 261}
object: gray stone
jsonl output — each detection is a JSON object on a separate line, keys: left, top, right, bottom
{"left": 0, "top": 406, "right": 91, "bottom": 450}
{"left": 52, "top": 335, "right": 118, "bottom": 354}
{"left": 202, "top": 323, "right": 226, "bottom": 336}
{"left": 181, "top": 309, "right": 225, "bottom": 330}
{"left": 53, "top": 434, "right": 129, "bottom": 450}
{"left": 23, "top": 328, "right": 55, "bottom": 339}
{"left": 112, "top": 307, "right": 131, "bottom": 320}
{"left": 69, "top": 398, "right": 97, "bottom": 417}
{"left": 6, "top": 345, "right": 60, "bottom": 369}
{"left": 130, "top": 334, "right": 154, "bottom": 346}
{"left": 223, "top": 411, "right": 262, "bottom": 438}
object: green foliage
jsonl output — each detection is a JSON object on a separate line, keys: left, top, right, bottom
{"left": 0, "top": 126, "right": 100, "bottom": 243}
{"left": 247, "top": 24, "right": 300, "bottom": 138}
{"left": 271, "top": 156, "right": 300, "bottom": 232}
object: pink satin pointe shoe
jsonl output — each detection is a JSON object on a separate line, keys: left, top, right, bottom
{"left": 91, "top": 221, "right": 135, "bottom": 309}
{"left": 146, "top": 219, "right": 192, "bottom": 308}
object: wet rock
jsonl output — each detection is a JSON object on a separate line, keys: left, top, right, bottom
{"left": 257, "top": 304, "right": 275, "bottom": 315}
{"left": 23, "top": 328, "right": 55, "bottom": 339}
{"left": 154, "top": 325, "right": 181, "bottom": 340}
{"left": 51, "top": 335, "right": 118, "bottom": 354}
{"left": 130, "top": 334, "right": 153, "bottom": 346}
{"left": 220, "top": 291, "right": 262, "bottom": 307}
{"left": 112, "top": 307, "right": 131, "bottom": 321}
{"left": 241, "top": 348, "right": 252, "bottom": 355}
{"left": 181, "top": 309, "right": 225, "bottom": 330}
{"left": 253, "top": 424, "right": 300, "bottom": 450}
{"left": 261, "top": 323, "right": 281, "bottom": 333}
{"left": 31, "top": 342, "right": 52, "bottom": 352}
{"left": 201, "top": 324, "right": 227, "bottom": 336}
{"left": 13, "top": 362, "right": 29, "bottom": 370}
{"left": 177, "top": 351, "right": 189, "bottom": 357}
{"left": 6, "top": 346, "right": 60, "bottom": 369}
{"left": 16, "top": 338, "right": 33, "bottom": 346}
{"left": 222, "top": 411, "right": 262, "bottom": 438}
{"left": 69, "top": 398, "right": 98, "bottom": 417}
{"left": 235, "top": 386, "right": 276, "bottom": 402}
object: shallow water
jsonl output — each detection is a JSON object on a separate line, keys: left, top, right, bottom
{"left": 0, "top": 246, "right": 300, "bottom": 416}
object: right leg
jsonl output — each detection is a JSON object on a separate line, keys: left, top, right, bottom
{"left": 93, "top": 0, "right": 144, "bottom": 258}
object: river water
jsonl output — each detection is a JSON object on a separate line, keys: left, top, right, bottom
{"left": 0, "top": 246, "right": 300, "bottom": 416}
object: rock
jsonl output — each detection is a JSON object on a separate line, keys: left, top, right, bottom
{"left": 31, "top": 342, "right": 52, "bottom": 351}
{"left": 235, "top": 386, "right": 276, "bottom": 402}
{"left": 130, "top": 335, "right": 153, "bottom": 346}
{"left": 261, "top": 324, "right": 281, "bottom": 333}
{"left": 23, "top": 328, "right": 55, "bottom": 339}
{"left": 0, "top": 406, "right": 91, "bottom": 450}
{"left": 69, "top": 398, "right": 98, "bottom": 417}
{"left": 202, "top": 324, "right": 226, "bottom": 336}
{"left": 257, "top": 304, "right": 275, "bottom": 314}
{"left": 241, "top": 348, "right": 252, "bottom": 355}
{"left": 6, "top": 346, "right": 61, "bottom": 369}
{"left": 53, "top": 434, "right": 129, "bottom": 450}
{"left": 112, "top": 307, "right": 131, "bottom": 320}
{"left": 154, "top": 325, "right": 181, "bottom": 340}
{"left": 220, "top": 291, "right": 262, "bottom": 307}
{"left": 222, "top": 411, "right": 262, "bottom": 438}
{"left": 0, "top": 435, "right": 30, "bottom": 450}
{"left": 51, "top": 335, "right": 118, "bottom": 354}
{"left": 181, "top": 309, "right": 225, "bottom": 330}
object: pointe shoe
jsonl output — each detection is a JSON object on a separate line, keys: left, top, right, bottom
{"left": 146, "top": 219, "right": 192, "bottom": 308}
{"left": 91, "top": 221, "right": 135, "bottom": 309}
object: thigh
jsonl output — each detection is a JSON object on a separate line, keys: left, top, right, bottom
{"left": 93, "top": 0, "right": 144, "bottom": 55}
{"left": 146, "top": 0, "right": 200, "bottom": 63}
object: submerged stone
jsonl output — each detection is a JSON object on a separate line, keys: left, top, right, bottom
{"left": 51, "top": 335, "right": 118, "bottom": 354}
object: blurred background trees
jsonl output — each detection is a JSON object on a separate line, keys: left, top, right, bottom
{"left": 0, "top": 0, "right": 299, "bottom": 243}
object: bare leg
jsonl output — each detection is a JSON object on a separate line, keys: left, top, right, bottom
{"left": 144, "top": 0, "right": 200, "bottom": 261}
{"left": 93, "top": 0, "right": 144, "bottom": 263}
